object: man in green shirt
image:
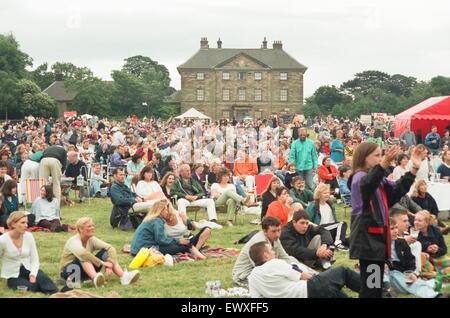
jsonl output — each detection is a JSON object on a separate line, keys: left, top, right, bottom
{"left": 289, "top": 128, "right": 318, "bottom": 191}
{"left": 172, "top": 164, "right": 218, "bottom": 222}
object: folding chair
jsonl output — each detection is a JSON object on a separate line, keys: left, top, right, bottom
{"left": 24, "top": 178, "right": 46, "bottom": 209}
{"left": 70, "top": 165, "right": 91, "bottom": 205}
{"left": 255, "top": 174, "right": 274, "bottom": 198}
{"left": 341, "top": 193, "right": 352, "bottom": 217}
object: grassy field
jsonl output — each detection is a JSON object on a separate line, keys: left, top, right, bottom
{"left": 0, "top": 196, "right": 448, "bottom": 298}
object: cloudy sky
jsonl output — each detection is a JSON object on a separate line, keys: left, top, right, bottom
{"left": 2, "top": 0, "right": 450, "bottom": 97}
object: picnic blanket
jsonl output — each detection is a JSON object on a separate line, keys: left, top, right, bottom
{"left": 27, "top": 225, "right": 76, "bottom": 233}
{"left": 122, "top": 245, "right": 240, "bottom": 264}
{"left": 172, "top": 247, "right": 240, "bottom": 264}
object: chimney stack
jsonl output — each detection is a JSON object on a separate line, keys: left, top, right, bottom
{"left": 217, "top": 38, "right": 222, "bottom": 49}
{"left": 200, "top": 37, "right": 209, "bottom": 49}
{"left": 261, "top": 37, "right": 267, "bottom": 49}
{"left": 273, "top": 40, "right": 283, "bottom": 49}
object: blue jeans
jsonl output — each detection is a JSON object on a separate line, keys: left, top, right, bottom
{"left": 8, "top": 265, "right": 58, "bottom": 294}
{"left": 61, "top": 249, "right": 108, "bottom": 281}
{"left": 388, "top": 270, "right": 438, "bottom": 298}
{"left": 274, "top": 170, "right": 286, "bottom": 186}
{"left": 298, "top": 169, "right": 315, "bottom": 192}
{"left": 234, "top": 180, "right": 247, "bottom": 198}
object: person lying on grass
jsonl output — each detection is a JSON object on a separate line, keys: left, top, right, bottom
{"left": 247, "top": 241, "right": 361, "bottom": 298}
{"left": 131, "top": 199, "right": 206, "bottom": 260}
{"left": 232, "top": 216, "right": 318, "bottom": 287}
{"left": 60, "top": 217, "right": 140, "bottom": 288}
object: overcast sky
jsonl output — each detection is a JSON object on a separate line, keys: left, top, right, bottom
{"left": 2, "top": 0, "right": 450, "bottom": 97}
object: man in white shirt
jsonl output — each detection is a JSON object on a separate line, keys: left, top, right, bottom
{"left": 111, "top": 127, "right": 126, "bottom": 146}
{"left": 248, "top": 241, "right": 361, "bottom": 298}
{"left": 232, "top": 216, "right": 317, "bottom": 287}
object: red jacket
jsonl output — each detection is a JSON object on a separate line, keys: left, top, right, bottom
{"left": 266, "top": 200, "right": 289, "bottom": 228}
{"left": 318, "top": 164, "right": 339, "bottom": 183}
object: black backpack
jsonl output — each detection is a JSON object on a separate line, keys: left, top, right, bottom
{"left": 234, "top": 230, "right": 259, "bottom": 244}
{"left": 110, "top": 206, "right": 133, "bottom": 231}
{"left": 110, "top": 205, "right": 146, "bottom": 231}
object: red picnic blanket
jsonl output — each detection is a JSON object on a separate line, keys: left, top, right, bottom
{"left": 122, "top": 245, "right": 240, "bottom": 264}
{"left": 172, "top": 247, "right": 240, "bottom": 263}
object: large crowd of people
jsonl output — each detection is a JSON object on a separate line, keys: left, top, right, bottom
{"left": 0, "top": 113, "right": 448, "bottom": 298}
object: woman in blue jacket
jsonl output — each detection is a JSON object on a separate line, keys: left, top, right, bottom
{"left": 130, "top": 200, "right": 206, "bottom": 259}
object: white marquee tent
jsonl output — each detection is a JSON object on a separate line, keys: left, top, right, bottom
{"left": 175, "top": 108, "right": 211, "bottom": 121}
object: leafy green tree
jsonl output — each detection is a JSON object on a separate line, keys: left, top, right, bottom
{"left": 341, "top": 70, "right": 391, "bottom": 96}
{"left": 111, "top": 70, "right": 146, "bottom": 115}
{"left": 383, "top": 74, "right": 417, "bottom": 96}
{"left": 302, "top": 102, "right": 322, "bottom": 118}
{"left": 111, "top": 56, "right": 175, "bottom": 117}
{"left": 430, "top": 76, "right": 450, "bottom": 96}
{"left": 0, "top": 71, "right": 19, "bottom": 119}
{"left": 28, "top": 63, "right": 55, "bottom": 90}
{"left": 309, "top": 85, "right": 352, "bottom": 113}
{"left": 0, "top": 33, "right": 33, "bottom": 119}
{"left": 16, "top": 79, "right": 57, "bottom": 117}
{"left": 123, "top": 55, "right": 169, "bottom": 80}
{"left": 0, "top": 33, "right": 32, "bottom": 78}
{"left": 51, "top": 62, "right": 95, "bottom": 82}
{"left": 71, "top": 80, "right": 113, "bottom": 116}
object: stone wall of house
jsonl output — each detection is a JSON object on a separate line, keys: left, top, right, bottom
{"left": 180, "top": 57, "right": 304, "bottom": 120}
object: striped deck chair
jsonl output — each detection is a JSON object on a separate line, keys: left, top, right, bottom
{"left": 24, "top": 178, "right": 46, "bottom": 209}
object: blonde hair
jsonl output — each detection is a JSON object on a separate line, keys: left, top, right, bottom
{"left": 415, "top": 210, "right": 432, "bottom": 225}
{"left": 7, "top": 211, "right": 27, "bottom": 229}
{"left": 76, "top": 217, "right": 94, "bottom": 232}
{"left": 143, "top": 199, "right": 174, "bottom": 223}
{"left": 412, "top": 180, "right": 427, "bottom": 197}
{"left": 314, "top": 183, "right": 330, "bottom": 200}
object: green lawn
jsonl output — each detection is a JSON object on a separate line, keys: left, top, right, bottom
{"left": 0, "top": 197, "right": 448, "bottom": 298}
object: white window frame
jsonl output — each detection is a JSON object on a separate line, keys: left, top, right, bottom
{"left": 197, "top": 89, "right": 204, "bottom": 101}
{"left": 223, "top": 89, "right": 230, "bottom": 101}
{"left": 280, "top": 89, "right": 288, "bottom": 101}
{"left": 280, "top": 72, "right": 288, "bottom": 80}
{"left": 222, "top": 72, "right": 230, "bottom": 80}
{"left": 238, "top": 88, "right": 246, "bottom": 101}
{"left": 197, "top": 72, "right": 204, "bottom": 80}
{"left": 254, "top": 72, "right": 262, "bottom": 80}
{"left": 238, "top": 72, "right": 246, "bottom": 80}
{"left": 254, "top": 89, "right": 262, "bottom": 101}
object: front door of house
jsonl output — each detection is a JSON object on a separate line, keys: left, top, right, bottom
{"left": 235, "top": 108, "right": 252, "bottom": 121}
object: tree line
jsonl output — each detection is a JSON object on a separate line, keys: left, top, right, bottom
{"left": 2, "top": 33, "right": 449, "bottom": 120}
{"left": 0, "top": 33, "right": 178, "bottom": 119}
{"left": 303, "top": 70, "right": 450, "bottom": 119}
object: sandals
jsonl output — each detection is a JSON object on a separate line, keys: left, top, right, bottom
{"left": 243, "top": 196, "right": 259, "bottom": 207}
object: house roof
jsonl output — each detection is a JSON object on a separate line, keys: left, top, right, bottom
{"left": 164, "top": 90, "right": 181, "bottom": 103}
{"left": 178, "top": 48, "right": 307, "bottom": 71}
{"left": 43, "top": 81, "right": 78, "bottom": 101}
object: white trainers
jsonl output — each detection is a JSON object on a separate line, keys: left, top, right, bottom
{"left": 120, "top": 270, "right": 140, "bottom": 285}
{"left": 321, "top": 261, "right": 332, "bottom": 270}
{"left": 93, "top": 273, "right": 105, "bottom": 288}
